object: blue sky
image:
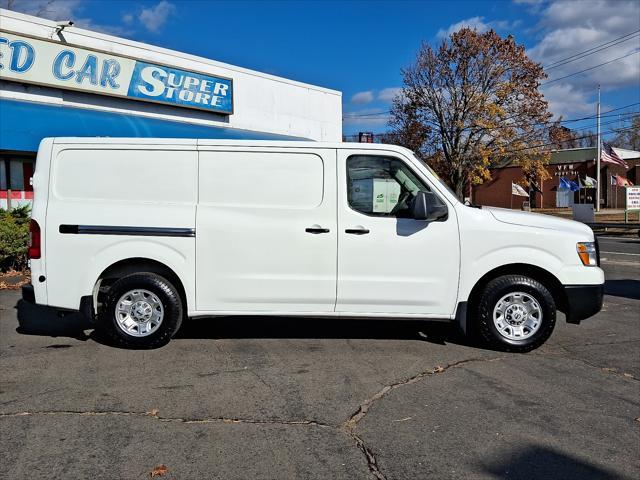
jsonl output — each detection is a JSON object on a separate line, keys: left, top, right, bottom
{"left": 4, "top": 0, "right": 640, "bottom": 137}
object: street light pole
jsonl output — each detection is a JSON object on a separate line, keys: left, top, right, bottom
{"left": 596, "top": 85, "right": 601, "bottom": 212}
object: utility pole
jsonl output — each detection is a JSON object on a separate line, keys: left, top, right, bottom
{"left": 596, "top": 85, "right": 601, "bottom": 212}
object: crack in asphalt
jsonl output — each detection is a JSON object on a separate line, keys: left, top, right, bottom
{"left": 343, "top": 357, "right": 504, "bottom": 432}
{"left": 534, "top": 346, "right": 639, "bottom": 382}
{"left": 0, "top": 357, "right": 506, "bottom": 480}
{"left": 0, "top": 410, "right": 335, "bottom": 428}
{"left": 343, "top": 430, "right": 386, "bottom": 480}
{"left": 339, "top": 356, "right": 506, "bottom": 480}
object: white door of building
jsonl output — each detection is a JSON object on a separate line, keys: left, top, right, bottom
{"left": 195, "top": 147, "right": 337, "bottom": 313}
{"left": 336, "top": 150, "right": 460, "bottom": 317}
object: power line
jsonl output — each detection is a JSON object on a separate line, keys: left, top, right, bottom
{"left": 493, "top": 124, "right": 637, "bottom": 156}
{"left": 343, "top": 111, "right": 391, "bottom": 118}
{"left": 544, "top": 30, "right": 640, "bottom": 70}
{"left": 561, "top": 103, "right": 640, "bottom": 123}
{"left": 542, "top": 49, "right": 640, "bottom": 85}
{"left": 344, "top": 101, "right": 640, "bottom": 121}
{"left": 346, "top": 120, "right": 636, "bottom": 143}
{"left": 563, "top": 114, "right": 639, "bottom": 134}
{"left": 467, "top": 111, "right": 638, "bottom": 134}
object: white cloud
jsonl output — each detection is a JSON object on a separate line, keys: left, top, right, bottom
{"left": 1, "top": 0, "right": 129, "bottom": 36}
{"left": 2, "top": 0, "right": 178, "bottom": 35}
{"left": 378, "top": 87, "right": 401, "bottom": 103}
{"left": 17, "top": 0, "right": 78, "bottom": 17}
{"left": 351, "top": 91, "right": 374, "bottom": 104}
{"left": 437, "top": 16, "right": 489, "bottom": 39}
{"left": 138, "top": 1, "right": 175, "bottom": 33}
{"left": 540, "top": 83, "right": 597, "bottom": 119}
{"left": 526, "top": 0, "right": 640, "bottom": 118}
{"left": 1, "top": 0, "right": 79, "bottom": 19}
{"left": 436, "top": 16, "right": 519, "bottom": 39}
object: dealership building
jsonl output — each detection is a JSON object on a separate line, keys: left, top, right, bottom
{"left": 0, "top": 9, "right": 342, "bottom": 209}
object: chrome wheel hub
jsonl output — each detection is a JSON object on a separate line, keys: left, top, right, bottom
{"left": 115, "top": 289, "right": 164, "bottom": 337}
{"left": 493, "top": 291, "right": 542, "bottom": 341}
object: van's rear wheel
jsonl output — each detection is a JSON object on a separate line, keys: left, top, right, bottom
{"left": 475, "top": 275, "right": 556, "bottom": 352}
{"left": 98, "top": 273, "right": 183, "bottom": 348}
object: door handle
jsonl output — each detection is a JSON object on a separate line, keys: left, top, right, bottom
{"left": 345, "top": 227, "right": 370, "bottom": 235}
{"left": 305, "top": 226, "right": 330, "bottom": 234}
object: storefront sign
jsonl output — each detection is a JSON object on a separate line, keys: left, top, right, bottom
{"left": 627, "top": 186, "right": 640, "bottom": 211}
{"left": 0, "top": 31, "right": 233, "bottom": 114}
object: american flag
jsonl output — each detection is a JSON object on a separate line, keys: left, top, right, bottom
{"left": 601, "top": 142, "right": 628, "bottom": 168}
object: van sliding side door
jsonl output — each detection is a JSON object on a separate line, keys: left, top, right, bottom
{"left": 195, "top": 147, "right": 338, "bottom": 313}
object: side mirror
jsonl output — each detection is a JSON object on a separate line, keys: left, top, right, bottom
{"left": 411, "top": 191, "right": 448, "bottom": 221}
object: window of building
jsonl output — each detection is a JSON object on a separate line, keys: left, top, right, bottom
{"left": 0, "top": 156, "right": 35, "bottom": 191}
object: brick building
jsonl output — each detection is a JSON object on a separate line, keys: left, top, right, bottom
{"left": 472, "top": 147, "right": 640, "bottom": 210}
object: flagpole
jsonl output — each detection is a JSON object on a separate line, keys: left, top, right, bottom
{"left": 596, "top": 85, "right": 601, "bottom": 212}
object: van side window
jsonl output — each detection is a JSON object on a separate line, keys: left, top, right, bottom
{"left": 347, "top": 155, "right": 439, "bottom": 217}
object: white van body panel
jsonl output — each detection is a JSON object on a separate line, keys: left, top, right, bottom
{"left": 30, "top": 138, "right": 604, "bottom": 322}
{"left": 28, "top": 138, "right": 54, "bottom": 305}
{"left": 43, "top": 142, "right": 197, "bottom": 310}
{"left": 196, "top": 146, "right": 337, "bottom": 312}
{"left": 456, "top": 205, "right": 604, "bottom": 302}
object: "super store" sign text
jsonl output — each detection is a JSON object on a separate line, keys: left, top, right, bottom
{"left": 0, "top": 31, "right": 233, "bottom": 114}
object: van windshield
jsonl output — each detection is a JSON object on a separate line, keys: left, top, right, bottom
{"left": 417, "top": 158, "right": 459, "bottom": 200}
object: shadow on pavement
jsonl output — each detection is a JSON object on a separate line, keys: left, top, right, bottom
{"left": 175, "top": 315, "right": 470, "bottom": 346}
{"left": 482, "top": 445, "right": 622, "bottom": 480}
{"left": 604, "top": 279, "right": 640, "bottom": 301}
{"left": 14, "top": 298, "right": 473, "bottom": 348}
{"left": 15, "top": 299, "right": 91, "bottom": 341}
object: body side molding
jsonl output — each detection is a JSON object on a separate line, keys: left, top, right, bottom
{"left": 59, "top": 225, "right": 195, "bottom": 237}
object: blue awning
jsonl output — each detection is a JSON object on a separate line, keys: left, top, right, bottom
{"left": 0, "top": 98, "right": 307, "bottom": 152}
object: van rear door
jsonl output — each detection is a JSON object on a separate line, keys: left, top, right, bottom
{"left": 195, "top": 147, "right": 337, "bottom": 313}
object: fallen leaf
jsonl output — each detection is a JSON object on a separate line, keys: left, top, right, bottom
{"left": 146, "top": 409, "right": 159, "bottom": 417}
{"left": 623, "top": 373, "right": 634, "bottom": 378}
{"left": 150, "top": 464, "right": 168, "bottom": 477}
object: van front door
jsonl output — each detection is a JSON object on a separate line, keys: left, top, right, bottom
{"left": 336, "top": 150, "right": 460, "bottom": 317}
{"left": 196, "top": 147, "right": 337, "bottom": 313}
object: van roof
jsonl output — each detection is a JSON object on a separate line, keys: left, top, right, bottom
{"left": 47, "top": 137, "right": 414, "bottom": 154}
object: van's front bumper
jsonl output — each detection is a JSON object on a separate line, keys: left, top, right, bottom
{"left": 563, "top": 284, "right": 604, "bottom": 324}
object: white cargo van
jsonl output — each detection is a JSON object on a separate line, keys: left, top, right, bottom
{"left": 23, "top": 138, "right": 604, "bottom": 351}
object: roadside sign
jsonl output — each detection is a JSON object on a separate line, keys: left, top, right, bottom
{"left": 626, "top": 186, "right": 640, "bottom": 211}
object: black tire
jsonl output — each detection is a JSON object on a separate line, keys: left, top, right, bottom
{"left": 97, "top": 273, "right": 183, "bottom": 348}
{"left": 474, "top": 275, "right": 556, "bottom": 353}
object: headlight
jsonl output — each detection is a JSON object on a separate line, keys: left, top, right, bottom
{"left": 577, "top": 242, "right": 598, "bottom": 266}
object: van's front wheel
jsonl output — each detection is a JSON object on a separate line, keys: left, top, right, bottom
{"left": 98, "top": 273, "right": 183, "bottom": 348}
{"left": 475, "top": 275, "right": 556, "bottom": 352}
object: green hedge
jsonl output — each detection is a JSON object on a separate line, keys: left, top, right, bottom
{"left": 0, "top": 206, "right": 31, "bottom": 272}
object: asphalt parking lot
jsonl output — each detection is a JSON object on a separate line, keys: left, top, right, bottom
{"left": 1, "top": 238, "right": 638, "bottom": 480}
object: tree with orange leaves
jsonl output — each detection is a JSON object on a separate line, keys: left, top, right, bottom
{"left": 389, "top": 28, "right": 552, "bottom": 200}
